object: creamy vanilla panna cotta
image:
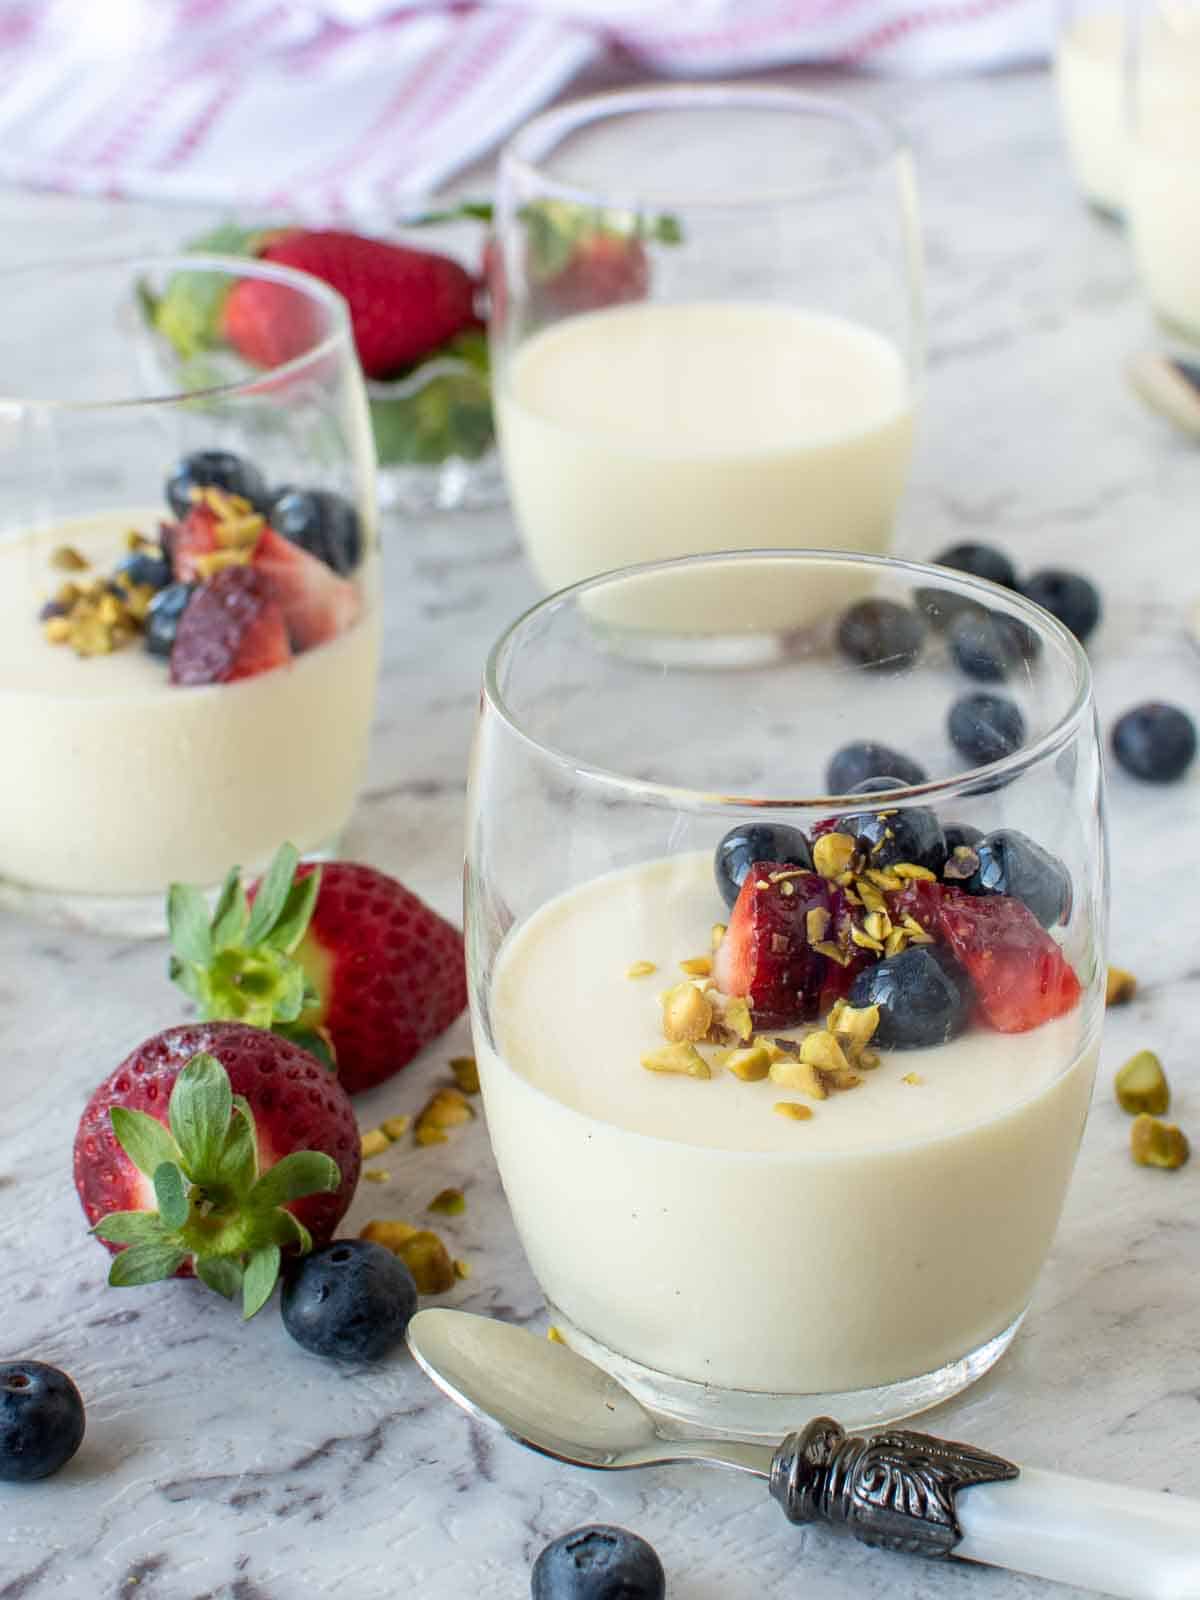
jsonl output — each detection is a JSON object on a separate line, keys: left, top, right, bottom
{"left": 496, "top": 300, "right": 915, "bottom": 593}
{"left": 1054, "top": 10, "right": 1127, "bottom": 215}
{"left": 0, "top": 463, "right": 379, "bottom": 900}
{"left": 1129, "top": 9, "right": 1200, "bottom": 338}
{"left": 477, "top": 833, "right": 1096, "bottom": 1402}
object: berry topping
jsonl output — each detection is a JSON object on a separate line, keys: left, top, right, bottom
{"left": 963, "top": 829, "right": 1072, "bottom": 928}
{"left": 166, "top": 450, "right": 268, "bottom": 519}
{"left": 169, "top": 565, "right": 292, "bottom": 685}
{"left": 948, "top": 609, "right": 1031, "bottom": 683}
{"left": 1110, "top": 702, "right": 1197, "bottom": 783}
{"left": 281, "top": 1240, "right": 417, "bottom": 1362}
{"left": 532, "top": 1526, "right": 665, "bottom": 1600}
{"left": 947, "top": 691, "right": 1026, "bottom": 764}
{"left": 1020, "top": 568, "right": 1101, "bottom": 643}
{"left": 848, "top": 946, "right": 971, "bottom": 1049}
{"left": 835, "top": 598, "right": 926, "bottom": 672}
{"left": 250, "top": 524, "right": 359, "bottom": 650}
{"left": 168, "top": 844, "right": 467, "bottom": 1095}
{"left": 115, "top": 548, "right": 171, "bottom": 591}
{"left": 932, "top": 541, "right": 1018, "bottom": 590}
{"left": 0, "top": 1362, "right": 85, "bottom": 1482}
{"left": 267, "top": 487, "right": 362, "bottom": 576}
{"left": 73, "top": 1025, "right": 360, "bottom": 1314}
{"left": 837, "top": 784, "right": 948, "bottom": 874}
{"left": 711, "top": 862, "right": 828, "bottom": 1028}
{"left": 935, "top": 890, "right": 1082, "bottom": 1033}
{"left": 143, "top": 581, "right": 197, "bottom": 659}
{"left": 825, "top": 742, "right": 927, "bottom": 794}
{"left": 714, "top": 823, "right": 813, "bottom": 910}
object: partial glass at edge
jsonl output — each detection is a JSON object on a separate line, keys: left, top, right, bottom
{"left": 490, "top": 86, "right": 923, "bottom": 593}
{"left": 1053, "top": 0, "right": 1129, "bottom": 219}
{"left": 466, "top": 552, "right": 1108, "bottom": 1439}
{"left": 0, "top": 255, "right": 379, "bottom": 933}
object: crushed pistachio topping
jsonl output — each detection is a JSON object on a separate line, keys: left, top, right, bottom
{"left": 380, "top": 1114, "right": 411, "bottom": 1141}
{"left": 1130, "top": 1115, "right": 1190, "bottom": 1170}
{"left": 774, "top": 1101, "right": 813, "bottom": 1122}
{"left": 902, "top": 1072, "right": 924, "bottom": 1086}
{"left": 360, "top": 1128, "right": 390, "bottom": 1159}
{"left": 359, "top": 1220, "right": 457, "bottom": 1293}
{"left": 41, "top": 575, "right": 149, "bottom": 657}
{"left": 50, "top": 544, "right": 89, "bottom": 572}
{"left": 711, "top": 922, "right": 727, "bottom": 950}
{"left": 626, "top": 960, "right": 657, "bottom": 979}
{"left": 1115, "top": 1050, "right": 1169, "bottom": 1116}
{"left": 363, "top": 1169, "right": 390, "bottom": 1183}
{"left": 724, "top": 1044, "right": 771, "bottom": 1082}
{"left": 813, "top": 831, "right": 856, "bottom": 881}
{"left": 641, "top": 1042, "right": 711, "bottom": 1078}
{"left": 1105, "top": 967, "right": 1137, "bottom": 1007}
{"left": 415, "top": 1087, "right": 474, "bottom": 1145}
{"left": 679, "top": 955, "right": 712, "bottom": 977}
{"left": 661, "top": 980, "right": 714, "bottom": 1043}
{"left": 428, "top": 1187, "right": 466, "bottom": 1217}
{"left": 453, "top": 1258, "right": 472, "bottom": 1280}
{"left": 449, "top": 1056, "right": 481, "bottom": 1095}
{"left": 547, "top": 1326, "right": 566, "bottom": 1344}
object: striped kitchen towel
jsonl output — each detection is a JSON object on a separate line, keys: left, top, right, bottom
{"left": 0, "top": 0, "right": 1050, "bottom": 219}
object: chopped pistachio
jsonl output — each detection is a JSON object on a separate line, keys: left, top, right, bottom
{"left": 832, "top": 1004, "right": 880, "bottom": 1049}
{"left": 774, "top": 1101, "right": 814, "bottom": 1121}
{"left": 1105, "top": 967, "right": 1137, "bottom": 1007}
{"left": 884, "top": 928, "right": 909, "bottom": 957}
{"left": 360, "top": 1220, "right": 456, "bottom": 1293}
{"left": 902, "top": 1072, "right": 923, "bottom": 1086}
{"left": 864, "top": 867, "right": 904, "bottom": 893}
{"left": 49, "top": 544, "right": 89, "bottom": 571}
{"left": 42, "top": 616, "right": 72, "bottom": 644}
{"left": 814, "top": 939, "right": 852, "bottom": 967}
{"left": 850, "top": 926, "right": 884, "bottom": 954}
{"left": 800, "top": 1031, "right": 850, "bottom": 1073}
{"left": 359, "top": 1219, "right": 419, "bottom": 1250}
{"left": 428, "top": 1187, "right": 466, "bottom": 1217}
{"left": 415, "top": 1087, "right": 474, "bottom": 1145}
{"left": 679, "top": 955, "right": 712, "bottom": 977}
{"left": 863, "top": 910, "right": 891, "bottom": 944}
{"left": 813, "top": 831, "right": 856, "bottom": 880}
{"left": 626, "top": 960, "right": 658, "bottom": 978}
{"left": 858, "top": 1049, "right": 881, "bottom": 1071}
{"left": 453, "top": 1258, "right": 472, "bottom": 1280}
{"left": 381, "top": 1114, "right": 411, "bottom": 1140}
{"left": 710, "top": 922, "right": 727, "bottom": 950}
{"left": 892, "top": 862, "right": 937, "bottom": 882}
{"left": 449, "top": 1056, "right": 480, "bottom": 1094}
{"left": 363, "top": 1169, "right": 390, "bottom": 1183}
{"left": 753, "top": 1035, "right": 793, "bottom": 1065}
{"left": 661, "top": 980, "right": 714, "bottom": 1043}
{"left": 943, "top": 845, "right": 980, "bottom": 881}
{"left": 855, "top": 879, "right": 888, "bottom": 916}
{"left": 806, "top": 906, "right": 831, "bottom": 944}
{"left": 1130, "top": 1114, "right": 1190, "bottom": 1170}
{"left": 360, "top": 1128, "right": 390, "bottom": 1158}
{"left": 1114, "top": 1050, "right": 1169, "bottom": 1116}
{"left": 641, "top": 1042, "right": 711, "bottom": 1079}
{"left": 547, "top": 1326, "right": 566, "bottom": 1345}
{"left": 901, "top": 915, "right": 933, "bottom": 944}
{"left": 769, "top": 1056, "right": 827, "bottom": 1099}
{"left": 725, "top": 1044, "right": 771, "bottom": 1082}
{"left": 720, "top": 995, "right": 753, "bottom": 1042}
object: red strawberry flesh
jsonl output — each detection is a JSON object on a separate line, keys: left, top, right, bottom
{"left": 933, "top": 888, "right": 1082, "bottom": 1033}
{"left": 220, "top": 275, "right": 326, "bottom": 371}
{"left": 251, "top": 524, "right": 359, "bottom": 651}
{"left": 170, "top": 565, "right": 292, "bottom": 685}
{"left": 172, "top": 503, "right": 220, "bottom": 583}
{"left": 711, "top": 862, "right": 827, "bottom": 1029}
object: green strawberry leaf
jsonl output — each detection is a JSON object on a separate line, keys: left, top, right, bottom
{"left": 242, "top": 1244, "right": 282, "bottom": 1320}
{"left": 212, "top": 1099, "right": 258, "bottom": 1193}
{"left": 265, "top": 868, "right": 321, "bottom": 954}
{"left": 211, "top": 866, "right": 249, "bottom": 950}
{"left": 153, "top": 1162, "right": 190, "bottom": 1231}
{"left": 168, "top": 881, "right": 214, "bottom": 967}
{"left": 404, "top": 200, "right": 494, "bottom": 226}
{"left": 274, "top": 1024, "right": 336, "bottom": 1074}
{"left": 249, "top": 1151, "right": 340, "bottom": 1210}
{"left": 274, "top": 1210, "right": 313, "bottom": 1254}
{"left": 92, "top": 1211, "right": 169, "bottom": 1246}
{"left": 168, "top": 1054, "right": 233, "bottom": 1178}
{"left": 110, "top": 1107, "right": 182, "bottom": 1182}
{"left": 109, "top": 1242, "right": 189, "bottom": 1287}
{"left": 245, "top": 842, "right": 300, "bottom": 946}
{"left": 196, "top": 1258, "right": 243, "bottom": 1300}
{"left": 149, "top": 223, "right": 277, "bottom": 361}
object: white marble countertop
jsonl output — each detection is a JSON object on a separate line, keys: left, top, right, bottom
{"left": 3, "top": 62, "right": 1200, "bottom": 1600}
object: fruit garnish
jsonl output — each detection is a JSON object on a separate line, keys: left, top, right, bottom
{"left": 825, "top": 742, "right": 927, "bottom": 794}
{"left": 947, "top": 690, "right": 1026, "bottom": 764}
{"left": 168, "top": 565, "right": 292, "bottom": 685}
{"left": 281, "top": 1240, "right": 418, "bottom": 1362}
{"left": 168, "top": 843, "right": 468, "bottom": 1095}
{"left": 835, "top": 598, "right": 926, "bottom": 672}
{"left": 73, "top": 1027, "right": 360, "bottom": 1317}
{"left": 848, "top": 945, "right": 971, "bottom": 1049}
{"left": 934, "top": 889, "right": 1082, "bottom": 1033}
{"left": 166, "top": 449, "right": 269, "bottom": 519}
{"left": 266, "top": 487, "right": 361, "bottom": 576}
{"left": 532, "top": 1525, "right": 666, "bottom": 1600}
{"left": 836, "top": 781, "right": 948, "bottom": 875}
{"left": 144, "top": 581, "right": 197, "bottom": 658}
{"left": 1020, "top": 568, "right": 1101, "bottom": 643}
{"left": 711, "top": 862, "right": 828, "bottom": 1028}
{"left": 962, "top": 828, "right": 1071, "bottom": 928}
{"left": 713, "top": 822, "right": 813, "bottom": 911}
{"left": 0, "top": 1363, "right": 86, "bottom": 1483}
{"left": 932, "top": 541, "right": 1018, "bottom": 591}
{"left": 1111, "top": 702, "right": 1197, "bottom": 783}
{"left": 249, "top": 524, "right": 359, "bottom": 651}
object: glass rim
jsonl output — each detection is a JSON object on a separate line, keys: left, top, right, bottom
{"left": 482, "top": 548, "right": 1095, "bottom": 811}
{"left": 0, "top": 252, "right": 355, "bottom": 413}
{"left": 499, "top": 82, "right": 909, "bottom": 213}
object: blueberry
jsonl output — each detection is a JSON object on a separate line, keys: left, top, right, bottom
{"left": 144, "top": 582, "right": 197, "bottom": 659}
{"left": 948, "top": 692, "right": 1026, "bottom": 764}
{"left": 943, "top": 822, "right": 984, "bottom": 855}
{"left": 825, "top": 742, "right": 928, "bottom": 794}
{"left": 914, "top": 586, "right": 988, "bottom": 632}
{"left": 1020, "top": 568, "right": 1101, "bottom": 644}
{"left": 932, "top": 541, "right": 1018, "bottom": 590}
{"left": 837, "top": 783, "right": 947, "bottom": 874}
{"left": 281, "top": 1240, "right": 417, "bottom": 1362}
{"left": 267, "top": 487, "right": 362, "bottom": 576}
{"left": 532, "top": 1525, "right": 665, "bottom": 1600}
{"left": 715, "top": 823, "right": 813, "bottom": 909}
{"left": 948, "top": 610, "right": 1018, "bottom": 683}
{"left": 835, "top": 599, "right": 926, "bottom": 672}
{"left": 166, "top": 450, "right": 268, "bottom": 518}
{"left": 1111, "top": 703, "right": 1197, "bottom": 783}
{"left": 965, "top": 829, "right": 1072, "bottom": 927}
{"left": 848, "top": 946, "right": 972, "bottom": 1049}
{"left": 0, "top": 1361, "right": 85, "bottom": 1482}
{"left": 115, "top": 550, "right": 172, "bottom": 590}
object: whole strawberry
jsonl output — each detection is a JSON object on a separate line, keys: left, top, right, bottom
{"left": 74, "top": 1023, "right": 360, "bottom": 1318}
{"left": 168, "top": 844, "right": 467, "bottom": 1095}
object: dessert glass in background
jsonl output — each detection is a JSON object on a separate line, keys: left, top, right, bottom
{"left": 0, "top": 255, "right": 380, "bottom": 933}
{"left": 489, "top": 86, "right": 923, "bottom": 593}
{"left": 1054, "top": 0, "right": 1128, "bottom": 218}
{"left": 466, "top": 551, "right": 1107, "bottom": 1439}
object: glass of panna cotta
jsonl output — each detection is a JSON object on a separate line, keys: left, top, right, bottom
{"left": 466, "top": 551, "right": 1107, "bottom": 1438}
{"left": 489, "top": 87, "right": 922, "bottom": 593}
{"left": 1054, "top": 0, "right": 1128, "bottom": 218}
{"left": 0, "top": 255, "right": 379, "bottom": 932}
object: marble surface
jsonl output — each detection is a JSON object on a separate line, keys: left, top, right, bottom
{"left": 3, "top": 62, "right": 1200, "bottom": 1600}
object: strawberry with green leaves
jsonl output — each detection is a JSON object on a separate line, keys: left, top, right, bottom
{"left": 73, "top": 1026, "right": 361, "bottom": 1319}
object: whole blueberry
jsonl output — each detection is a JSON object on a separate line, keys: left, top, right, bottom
{"left": 913, "top": 587, "right": 988, "bottom": 632}
{"left": 144, "top": 582, "right": 197, "bottom": 659}
{"left": 932, "top": 541, "right": 1018, "bottom": 591}
{"left": 281, "top": 1241, "right": 417, "bottom": 1362}
{"left": 825, "top": 742, "right": 928, "bottom": 794}
{"left": 267, "top": 487, "right": 362, "bottom": 576}
{"left": 965, "top": 829, "right": 1072, "bottom": 927}
{"left": 1020, "top": 569, "right": 1101, "bottom": 644}
{"left": 532, "top": 1525, "right": 665, "bottom": 1600}
{"left": 949, "top": 610, "right": 1024, "bottom": 683}
{"left": 115, "top": 549, "right": 172, "bottom": 591}
{"left": 166, "top": 450, "right": 268, "bottom": 518}
{"left": 948, "top": 692, "right": 1026, "bottom": 764}
{"left": 835, "top": 599, "right": 926, "bottom": 672}
{"left": 838, "top": 782, "right": 947, "bottom": 874}
{"left": 0, "top": 1361, "right": 85, "bottom": 1482}
{"left": 1110, "top": 703, "right": 1197, "bottom": 783}
{"left": 943, "top": 822, "right": 985, "bottom": 856}
{"left": 715, "top": 823, "right": 813, "bottom": 909}
{"left": 848, "top": 946, "right": 972, "bottom": 1049}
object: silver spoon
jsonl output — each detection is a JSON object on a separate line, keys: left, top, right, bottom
{"left": 407, "top": 1308, "right": 1200, "bottom": 1600}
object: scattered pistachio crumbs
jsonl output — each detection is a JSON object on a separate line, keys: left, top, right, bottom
{"left": 380, "top": 1114, "right": 411, "bottom": 1140}
{"left": 363, "top": 1169, "right": 390, "bottom": 1183}
{"left": 428, "top": 1187, "right": 466, "bottom": 1217}
{"left": 626, "top": 960, "right": 657, "bottom": 979}
{"left": 902, "top": 1073, "right": 924, "bottom": 1087}
{"left": 360, "top": 1128, "right": 389, "bottom": 1159}
{"left": 547, "top": 1326, "right": 566, "bottom": 1344}
{"left": 449, "top": 1056, "right": 480, "bottom": 1095}
{"left": 359, "top": 1220, "right": 457, "bottom": 1293}
{"left": 773, "top": 1102, "right": 813, "bottom": 1122}
{"left": 1105, "top": 967, "right": 1137, "bottom": 1007}
{"left": 1130, "top": 1115, "right": 1190, "bottom": 1170}
{"left": 1115, "top": 1051, "right": 1169, "bottom": 1116}
{"left": 50, "top": 544, "right": 89, "bottom": 572}
{"left": 679, "top": 956, "right": 712, "bottom": 977}
{"left": 415, "top": 1086, "right": 474, "bottom": 1145}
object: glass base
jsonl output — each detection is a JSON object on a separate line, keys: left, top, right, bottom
{"left": 546, "top": 1305, "right": 1026, "bottom": 1441}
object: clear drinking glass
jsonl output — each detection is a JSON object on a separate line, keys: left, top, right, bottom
{"left": 1128, "top": 0, "right": 1200, "bottom": 341}
{"left": 489, "top": 86, "right": 923, "bottom": 593}
{"left": 1053, "top": 0, "right": 1129, "bottom": 218}
{"left": 0, "top": 254, "right": 379, "bottom": 933}
{"left": 466, "top": 551, "right": 1107, "bottom": 1439}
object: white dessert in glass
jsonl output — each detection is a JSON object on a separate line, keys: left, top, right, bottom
{"left": 1054, "top": 8, "right": 1127, "bottom": 216}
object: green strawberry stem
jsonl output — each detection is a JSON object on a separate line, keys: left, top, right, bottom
{"left": 94, "top": 1053, "right": 339, "bottom": 1318}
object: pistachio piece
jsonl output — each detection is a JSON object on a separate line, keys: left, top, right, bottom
{"left": 855, "top": 879, "right": 888, "bottom": 915}
{"left": 547, "top": 1326, "right": 566, "bottom": 1345}
{"left": 1115, "top": 1050, "right": 1169, "bottom": 1116}
{"left": 626, "top": 960, "right": 657, "bottom": 979}
{"left": 719, "top": 994, "right": 753, "bottom": 1042}
{"left": 1105, "top": 967, "right": 1137, "bottom": 1007}
{"left": 864, "top": 867, "right": 904, "bottom": 893}
{"left": 49, "top": 544, "right": 89, "bottom": 572}
{"left": 641, "top": 1043, "right": 711, "bottom": 1079}
{"left": 800, "top": 1031, "right": 850, "bottom": 1073}
{"left": 679, "top": 955, "right": 712, "bottom": 977}
{"left": 363, "top": 1169, "right": 390, "bottom": 1183}
{"left": 806, "top": 906, "right": 831, "bottom": 944}
{"left": 850, "top": 926, "right": 884, "bottom": 954}
{"left": 360, "top": 1128, "right": 389, "bottom": 1158}
{"left": 415, "top": 1086, "right": 474, "bottom": 1145}
{"left": 359, "top": 1219, "right": 419, "bottom": 1250}
{"left": 892, "top": 862, "right": 937, "bottom": 882}
{"left": 863, "top": 910, "right": 891, "bottom": 944}
{"left": 833, "top": 1003, "right": 880, "bottom": 1049}
{"left": 42, "top": 616, "right": 71, "bottom": 645}
{"left": 1130, "top": 1114, "right": 1190, "bottom": 1170}
{"left": 902, "top": 1072, "right": 924, "bottom": 1086}
{"left": 449, "top": 1056, "right": 480, "bottom": 1095}
{"left": 769, "top": 1057, "right": 827, "bottom": 1099}
{"left": 453, "top": 1259, "right": 472, "bottom": 1280}
{"left": 813, "top": 831, "right": 856, "bottom": 880}
{"left": 661, "top": 980, "right": 714, "bottom": 1043}
{"left": 380, "top": 1114, "right": 411, "bottom": 1140}
{"left": 725, "top": 1044, "right": 771, "bottom": 1082}
{"left": 710, "top": 922, "right": 727, "bottom": 950}
{"left": 428, "top": 1187, "right": 466, "bottom": 1216}
{"left": 943, "top": 845, "right": 980, "bottom": 881}
{"left": 359, "top": 1220, "right": 456, "bottom": 1293}
{"left": 773, "top": 1102, "right": 814, "bottom": 1121}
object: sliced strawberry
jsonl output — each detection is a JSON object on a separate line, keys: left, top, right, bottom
{"left": 537, "top": 232, "right": 649, "bottom": 315}
{"left": 889, "top": 878, "right": 945, "bottom": 936}
{"left": 172, "top": 502, "right": 220, "bottom": 582}
{"left": 712, "top": 861, "right": 828, "bottom": 1028}
{"left": 251, "top": 525, "right": 359, "bottom": 651}
{"left": 816, "top": 884, "right": 871, "bottom": 1012}
{"left": 221, "top": 274, "right": 325, "bottom": 370}
{"left": 934, "top": 889, "right": 1082, "bottom": 1033}
{"left": 169, "top": 566, "right": 292, "bottom": 685}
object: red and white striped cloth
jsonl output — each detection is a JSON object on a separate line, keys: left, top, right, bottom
{"left": 0, "top": 0, "right": 1050, "bottom": 219}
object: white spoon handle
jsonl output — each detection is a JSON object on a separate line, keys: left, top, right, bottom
{"left": 957, "top": 1468, "right": 1200, "bottom": 1600}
